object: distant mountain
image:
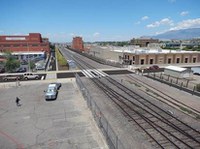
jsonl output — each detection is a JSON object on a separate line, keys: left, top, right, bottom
{"left": 152, "top": 28, "right": 200, "bottom": 40}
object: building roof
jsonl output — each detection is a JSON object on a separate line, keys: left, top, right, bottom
{"left": 92, "top": 45, "right": 199, "bottom": 54}
{"left": 165, "top": 65, "right": 187, "bottom": 72}
{"left": 0, "top": 51, "right": 45, "bottom": 56}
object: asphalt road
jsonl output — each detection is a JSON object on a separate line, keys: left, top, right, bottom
{"left": 0, "top": 74, "right": 46, "bottom": 83}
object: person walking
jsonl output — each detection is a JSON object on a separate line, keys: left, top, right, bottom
{"left": 16, "top": 97, "right": 20, "bottom": 106}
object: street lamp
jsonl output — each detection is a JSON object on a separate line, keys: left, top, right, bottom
{"left": 27, "top": 42, "right": 31, "bottom": 72}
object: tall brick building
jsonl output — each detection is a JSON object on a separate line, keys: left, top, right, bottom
{"left": 72, "top": 37, "right": 84, "bottom": 51}
{"left": 0, "top": 33, "right": 50, "bottom": 53}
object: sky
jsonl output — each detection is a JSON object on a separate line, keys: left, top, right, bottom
{"left": 0, "top": 0, "right": 200, "bottom": 42}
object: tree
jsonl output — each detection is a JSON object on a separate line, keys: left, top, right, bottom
{"left": 4, "top": 51, "right": 20, "bottom": 72}
{"left": 30, "top": 61, "right": 36, "bottom": 71}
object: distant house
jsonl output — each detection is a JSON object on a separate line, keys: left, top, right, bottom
{"left": 164, "top": 65, "right": 193, "bottom": 78}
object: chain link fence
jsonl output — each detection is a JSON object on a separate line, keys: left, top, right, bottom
{"left": 75, "top": 73, "right": 125, "bottom": 149}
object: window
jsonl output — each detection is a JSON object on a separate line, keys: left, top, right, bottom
{"left": 168, "top": 58, "right": 171, "bottom": 64}
{"left": 132, "top": 56, "right": 135, "bottom": 61}
{"left": 184, "top": 58, "right": 188, "bottom": 63}
{"left": 22, "top": 44, "right": 27, "bottom": 47}
{"left": 13, "top": 44, "right": 20, "bottom": 47}
{"left": 140, "top": 59, "right": 144, "bottom": 65}
{"left": 127, "top": 55, "right": 129, "bottom": 60}
{"left": 150, "top": 59, "right": 154, "bottom": 64}
{"left": 32, "top": 44, "right": 38, "bottom": 46}
{"left": 193, "top": 57, "right": 196, "bottom": 63}
{"left": 176, "top": 58, "right": 180, "bottom": 63}
{"left": 3, "top": 44, "right": 10, "bottom": 47}
{"left": 41, "top": 44, "right": 47, "bottom": 46}
{"left": 124, "top": 55, "right": 127, "bottom": 59}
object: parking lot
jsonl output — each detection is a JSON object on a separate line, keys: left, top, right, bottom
{"left": 0, "top": 79, "right": 107, "bottom": 149}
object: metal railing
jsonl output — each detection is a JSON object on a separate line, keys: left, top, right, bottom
{"left": 75, "top": 73, "right": 125, "bottom": 149}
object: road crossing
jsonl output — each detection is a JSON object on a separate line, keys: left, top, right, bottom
{"left": 81, "top": 69, "right": 108, "bottom": 78}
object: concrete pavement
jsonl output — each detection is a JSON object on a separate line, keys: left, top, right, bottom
{"left": 0, "top": 79, "right": 108, "bottom": 149}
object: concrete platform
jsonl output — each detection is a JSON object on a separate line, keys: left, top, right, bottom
{"left": 0, "top": 79, "right": 108, "bottom": 149}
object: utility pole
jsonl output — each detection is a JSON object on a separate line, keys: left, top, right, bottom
{"left": 27, "top": 42, "right": 31, "bottom": 72}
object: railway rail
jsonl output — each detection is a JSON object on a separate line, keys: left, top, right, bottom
{"left": 125, "top": 74, "right": 200, "bottom": 117}
{"left": 62, "top": 47, "right": 200, "bottom": 148}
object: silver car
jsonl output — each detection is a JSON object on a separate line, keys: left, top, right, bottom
{"left": 23, "top": 73, "right": 40, "bottom": 80}
{"left": 45, "top": 86, "right": 57, "bottom": 100}
{"left": 49, "top": 83, "right": 62, "bottom": 90}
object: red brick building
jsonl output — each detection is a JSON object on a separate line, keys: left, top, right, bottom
{"left": 72, "top": 37, "right": 84, "bottom": 51}
{"left": 0, "top": 33, "right": 50, "bottom": 53}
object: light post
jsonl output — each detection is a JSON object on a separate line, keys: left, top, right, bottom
{"left": 27, "top": 42, "right": 31, "bottom": 72}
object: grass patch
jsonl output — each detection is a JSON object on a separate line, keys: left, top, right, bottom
{"left": 196, "top": 115, "right": 200, "bottom": 119}
{"left": 180, "top": 107, "right": 193, "bottom": 114}
{"left": 127, "top": 80, "right": 141, "bottom": 87}
{"left": 55, "top": 48, "right": 69, "bottom": 70}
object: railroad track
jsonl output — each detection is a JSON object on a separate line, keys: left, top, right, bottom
{"left": 61, "top": 48, "right": 200, "bottom": 148}
{"left": 92, "top": 77, "right": 200, "bottom": 148}
{"left": 125, "top": 74, "right": 200, "bottom": 118}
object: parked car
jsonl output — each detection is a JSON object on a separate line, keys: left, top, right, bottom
{"left": 49, "top": 83, "right": 62, "bottom": 90}
{"left": 20, "top": 60, "right": 28, "bottom": 65}
{"left": 23, "top": 73, "right": 40, "bottom": 80}
{"left": 36, "top": 65, "right": 45, "bottom": 70}
{"left": 45, "top": 85, "right": 58, "bottom": 100}
{"left": 0, "top": 68, "right": 5, "bottom": 73}
{"left": 16, "top": 68, "right": 26, "bottom": 73}
{"left": 2, "top": 75, "right": 21, "bottom": 81}
{"left": 194, "top": 72, "right": 200, "bottom": 76}
{"left": 148, "top": 65, "right": 159, "bottom": 70}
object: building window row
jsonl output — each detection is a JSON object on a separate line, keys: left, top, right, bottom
{"left": 139, "top": 57, "right": 198, "bottom": 65}
{"left": 0, "top": 44, "right": 47, "bottom": 47}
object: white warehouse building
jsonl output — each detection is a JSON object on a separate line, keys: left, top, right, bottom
{"left": 164, "top": 65, "right": 193, "bottom": 78}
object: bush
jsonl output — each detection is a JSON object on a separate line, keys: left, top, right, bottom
{"left": 55, "top": 48, "right": 69, "bottom": 70}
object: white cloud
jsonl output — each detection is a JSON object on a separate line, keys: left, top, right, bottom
{"left": 141, "top": 16, "right": 149, "bottom": 21}
{"left": 170, "top": 18, "right": 200, "bottom": 30}
{"left": 155, "top": 30, "right": 169, "bottom": 35}
{"left": 147, "top": 18, "right": 174, "bottom": 28}
{"left": 93, "top": 32, "right": 100, "bottom": 37}
{"left": 180, "top": 11, "right": 189, "bottom": 16}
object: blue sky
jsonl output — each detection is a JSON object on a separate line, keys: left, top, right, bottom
{"left": 0, "top": 0, "right": 200, "bottom": 42}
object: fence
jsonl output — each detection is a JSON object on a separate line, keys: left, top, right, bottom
{"left": 146, "top": 72, "right": 200, "bottom": 96}
{"left": 75, "top": 73, "right": 125, "bottom": 149}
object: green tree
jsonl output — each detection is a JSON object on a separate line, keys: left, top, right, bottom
{"left": 30, "top": 61, "right": 36, "bottom": 71}
{"left": 4, "top": 52, "right": 20, "bottom": 72}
